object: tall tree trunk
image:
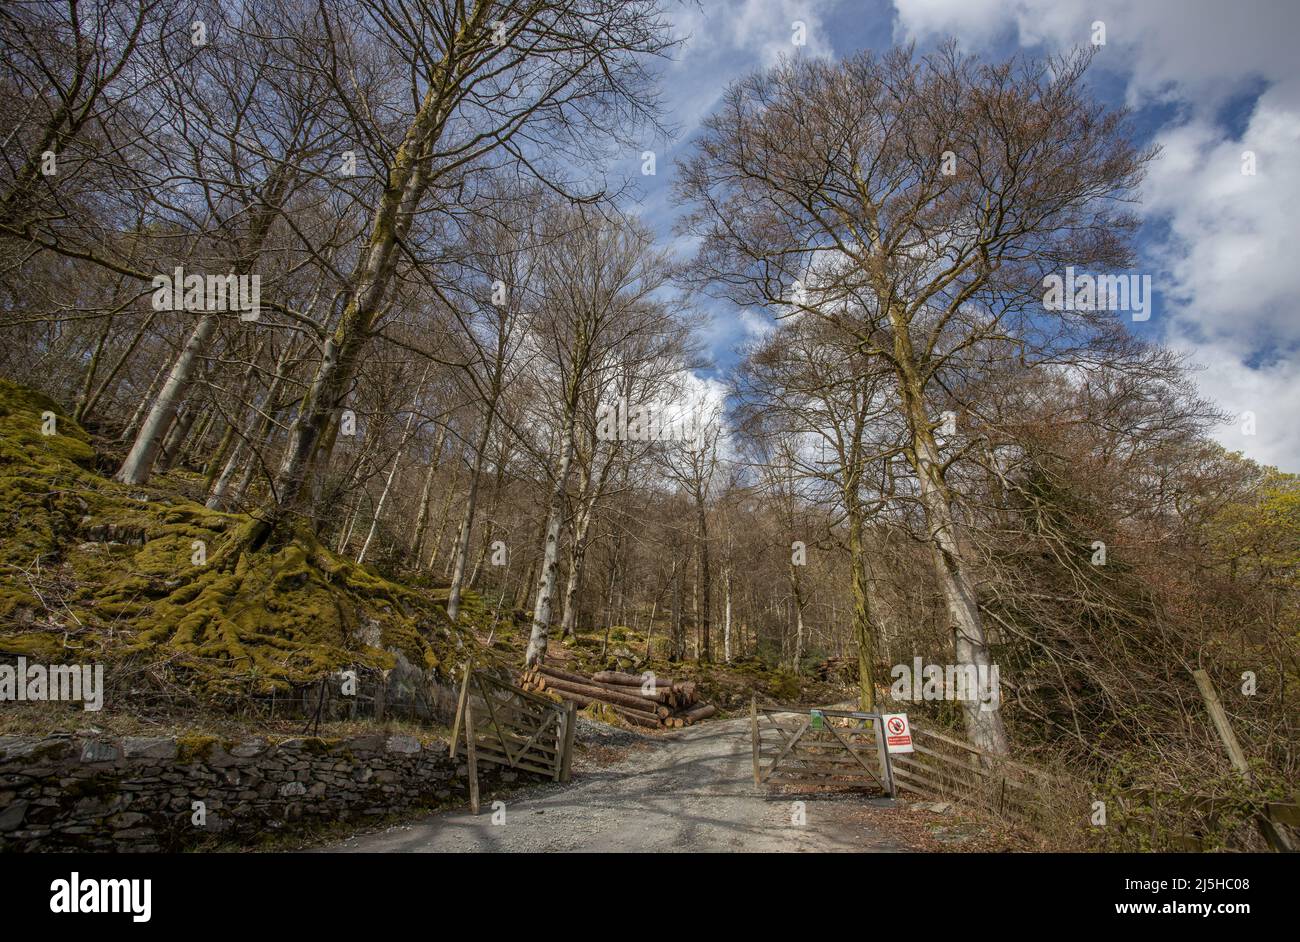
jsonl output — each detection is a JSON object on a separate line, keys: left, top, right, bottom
{"left": 118, "top": 368, "right": 164, "bottom": 444}
{"left": 157, "top": 404, "right": 199, "bottom": 472}
{"left": 447, "top": 410, "right": 493, "bottom": 622}
{"left": 558, "top": 515, "right": 590, "bottom": 641}
{"left": 426, "top": 475, "right": 458, "bottom": 572}
{"left": 891, "top": 318, "right": 1009, "bottom": 755}
{"left": 207, "top": 436, "right": 248, "bottom": 509}
{"left": 116, "top": 158, "right": 293, "bottom": 487}
{"left": 670, "top": 555, "right": 684, "bottom": 662}
{"left": 74, "top": 310, "right": 116, "bottom": 423}
{"left": 115, "top": 314, "right": 217, "bottom": 484}
{"left": 524, "top": 408, "right": 578, "bottom": 666}
{"left": 723, "top": 567, "right": 732, "bottom": 663}
{"left": 789, "top": 563, "right": 805, "bottom": 671}
{"left": 209, "top": 360, "right": 292, "bottom": 510}
{"left": 82, "top": 311, "right": 159, "bottom": 424}
{"left": 357, "top": 366, "right": 429, "bottom": 565}
{"left": 559, "top": 466, "right": 599, "bottom": 640}
{"left": 695, "top": 495, "right": 711, "bottom": 662}
{"left": 411, "top": 423, "right": 447, "bottom": 561}
{"left": 514, "top": 519, "right": 546, "bottom": 611}
{"left": 847, "top": 504, "right": 878, "bottom": 711}
{"left": 183, "top": 408, "right": 217, "bottom": 466}
{"left": 203, "top": 421, "right": 236, "bottom": 487}
{"left": 337, "top": 504, "right": 360, "bottom": 555}
{"left": 266, "top": 11, "right": 489, "bottom": 531}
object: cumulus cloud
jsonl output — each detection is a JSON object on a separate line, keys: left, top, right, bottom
{"left": 665, "top": 0, "right": 839, "bottom": 137}
{"left": 1144, "top": 89, "right": 1300, "bottom": 353}
{"left": 894, "top": 0, "right": 1299, "bottom": 109}
{"left": 737, "top": 308, "right": 775, "bottom": 340}
{"left": 1174, "top": 335, "right": 1300, "bottom": 471}
{"left": 893, "top": 0, "right": 1300, "bottom": 470}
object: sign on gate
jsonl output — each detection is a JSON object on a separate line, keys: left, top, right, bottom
{"left": 882, "top": 713, "right": 914, "bottom": 753}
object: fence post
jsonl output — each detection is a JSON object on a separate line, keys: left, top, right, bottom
{"left": 464, "top": 693, "right": 480, "bottom": 815}
{"left": 751, "top": 696, "right": 760, "bottom": 786}
{"left": 875, "top": 715, "right": 894, "bottom": 798}
{"left": 1192, "top": 669, "right": 1250, "bottom": 775}
{"left": 1192, "top": 668, "right": 1293, "bottom": 851}
{"left": 559, "top": 700, "right": 577, "bottom": 783}
{"left": 448, "top": 664, "right": 471, "bottom": 758}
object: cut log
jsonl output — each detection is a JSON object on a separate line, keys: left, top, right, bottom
{"left": 681, "top": 703, "right": 717, "bottom": 724}
{"left": 588, "top": 669, "right": 688, "bottom": 703}
{"left": 526, "top": 682, "right": 662, "bottom": 728}
{"left": 532, "top": 675, "right": 665, "bottom": 720}
{"left": 535, "top": 665, "right": 598, "bottom": 687}
{"left": 607, "top": 708, "right": 661, "bottom": 730}
{"left": 537, "top": 666, "right": 671, "bottom": 705}
{"left": 592, "top": 670, "right": 677, "bottom": 688}
{"left": 523, "top": 665, "right": 712, "bottom": 731}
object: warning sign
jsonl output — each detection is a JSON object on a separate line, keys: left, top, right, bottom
{"left": 882, "top": 713, "right": 913, "bottom": 754}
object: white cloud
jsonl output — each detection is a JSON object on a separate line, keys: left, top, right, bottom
{"left": 1174, "top": 335, "right": 1300, "bottom": 472}
{"left": 893, "top": 0, "right": 1300, "bottom": 110}
{"left": 738, "top": 307, "right": 775, "bottom": 340}
{"left": 665, "top": 0, "right": 840, "bottom": 139}
{"left": 892, "top": 0, "right": 1300, "bottom": 471}
{"left": 1144, "top": 87, "right": 1300, "bottom": 352}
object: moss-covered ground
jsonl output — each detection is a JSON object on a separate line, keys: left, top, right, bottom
{"left": 0, "top": 380, "right": 478, "bottom": 712}
{"left": 0, "top": 378, "right": 848, "bottom": 737}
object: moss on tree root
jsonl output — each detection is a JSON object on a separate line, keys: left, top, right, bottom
{"left": 0, "top": 379, "right": 475, "bottom": 696}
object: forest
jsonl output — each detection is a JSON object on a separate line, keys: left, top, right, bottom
{"left": 0, "top": 0, "right": 1295, "bottom": 852}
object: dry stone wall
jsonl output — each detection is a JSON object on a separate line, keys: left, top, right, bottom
{"left": 0, "top": 731, "right": 529, "bottom": 851}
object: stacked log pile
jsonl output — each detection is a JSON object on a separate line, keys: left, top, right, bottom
{"left": 519, "top": 665, "right": 718, "bottom": 730}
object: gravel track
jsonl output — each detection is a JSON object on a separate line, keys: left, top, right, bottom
{"left": 320, "top": 717, "right": 906, "bottom": 853}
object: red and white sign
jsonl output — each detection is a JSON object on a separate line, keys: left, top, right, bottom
{"left": 882, "top": 713, "right": 913, "bottom": 754}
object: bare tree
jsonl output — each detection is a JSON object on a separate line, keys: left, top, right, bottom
{"left": 678, "top": 44, "right": 1156, "bottom": 752}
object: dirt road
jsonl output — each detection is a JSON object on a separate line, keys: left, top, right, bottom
{"left": 320, "top": 717, "right": 907, "bottom": 853}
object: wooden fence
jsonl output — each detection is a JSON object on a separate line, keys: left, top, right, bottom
{"left": 889, "top": 723, "right": 1052, "bottom": 830}
{"left": 449, "top": 667, "right": 577, "bottom": 814}
{"left": 1105, "top": 786, "right": 1298, "bottom": 852}
{"left": 750, "top": 698, "right": 894, "bottom": 796}
{"left": 893, "top": 722, "right": 1298, "bottom": 851}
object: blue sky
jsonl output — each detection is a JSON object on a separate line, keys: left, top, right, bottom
{"left": 615, "top": 0, "right": 1300, "bottom": 471}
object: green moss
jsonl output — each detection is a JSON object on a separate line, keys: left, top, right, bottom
{"left": 176, "top": 734, "right": 220, "bottom": 763}
{"left": 0, "top": 381, "right": 476, "bottom": 702}
{"left": 298, "top": 737, "right": 340, "bottom": 756}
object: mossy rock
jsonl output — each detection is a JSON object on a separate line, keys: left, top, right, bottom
{"left": 176, "top": 734, "right": 221, "bottom": 764}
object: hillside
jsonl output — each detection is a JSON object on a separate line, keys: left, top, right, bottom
{"left": 0, "top": 380, "right": 840, "bottom": 736}
{"left": 0, "top": 380, "right": 471, "bottom": 721}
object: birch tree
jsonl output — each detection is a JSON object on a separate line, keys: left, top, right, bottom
{"left": 522, "top": 208, "right": 677, "bottom": 666}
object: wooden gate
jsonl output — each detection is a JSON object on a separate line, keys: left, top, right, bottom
{"left": 449, "top": 667, "right": 577, "bottom": 813}
{"left": 750, "top": 698, "right": 894, "bottom": 796}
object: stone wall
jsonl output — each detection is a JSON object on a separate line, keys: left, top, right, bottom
{"left": 0, "top": 731, "right": 531, "bottom": 851}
